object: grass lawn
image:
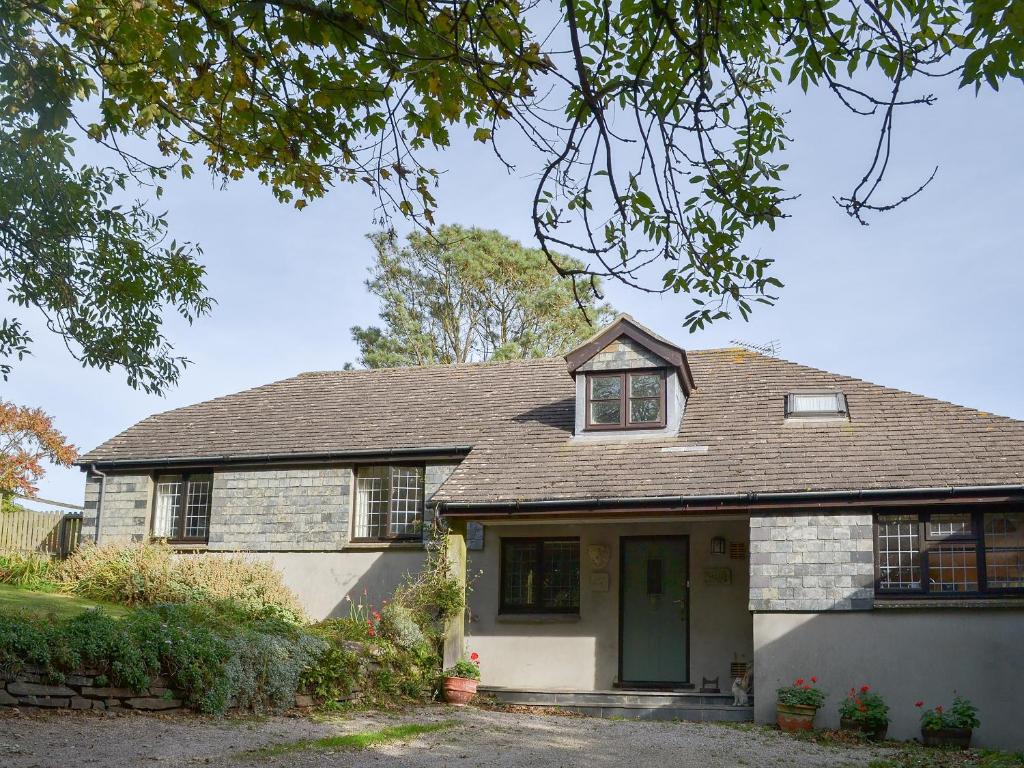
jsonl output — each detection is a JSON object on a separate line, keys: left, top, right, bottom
{"left": 0, "top": 583, "right": 129, "bottom": 619}
{"left": 249, "top": 721, "right": 458, "bottom": 757}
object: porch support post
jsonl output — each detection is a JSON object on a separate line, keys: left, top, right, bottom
{"left": 442, "top": 517, "right": 468, "bottom": 669}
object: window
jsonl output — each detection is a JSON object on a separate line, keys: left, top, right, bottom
{"left": 586, "top": 371, "right": 666, "bottom": 430}
{"left": 784, "top": 392, "right": 848, "bottom": 419}
{"left": 353, "top": 465, "right": 424, "bottom": 541}
{"left": 500, "top": 538, "right": 580, "bottom": 613}
{"left": 985, "top": 512, "right": 1024, "bottom": 589}
{"left": 874, "top": 509, "right": 1024, "bottom": 596}
{"left": 153, "top": 473, "right": 212, "bottom": 542}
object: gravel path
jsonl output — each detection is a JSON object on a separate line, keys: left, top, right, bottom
{"left": 0, "top": 705, "right": 892, "bottom": 767}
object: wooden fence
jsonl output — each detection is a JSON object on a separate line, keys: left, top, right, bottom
{"left": 0, "top": 507, "right": 82, "bottom": 558}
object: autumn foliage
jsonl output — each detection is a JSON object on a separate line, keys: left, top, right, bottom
{"left": 0, "top": 401, "right": 77, "bottom": 497}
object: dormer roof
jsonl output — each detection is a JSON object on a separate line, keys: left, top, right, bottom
{"left": 564, "top": 314, "right": 695, "bottom": 395}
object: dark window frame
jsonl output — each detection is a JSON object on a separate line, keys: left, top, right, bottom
{"left": 351, "top": 464, "right": 426, "bottom": 543}
{"left": 873, "top": 507, "right": 1024, "bottom": 598}
{"left": 151, "top": 471, "right": 213, "bottom": 544}
{"left": 499, "top": 537, "right": 581, "bottom": 614}
{"left": 585, "top": 369, "right": 667, "bottom": 431}
{"left": 784, "top": 392, "right": 849, "bottom": 419}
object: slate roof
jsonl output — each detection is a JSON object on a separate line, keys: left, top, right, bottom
{"left": 80, "top": 349, "right": 1024, "bottom": 505}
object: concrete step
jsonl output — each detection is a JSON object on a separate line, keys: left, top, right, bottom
{"left": 479, "top": 686, "right": 754, "bottom": 723}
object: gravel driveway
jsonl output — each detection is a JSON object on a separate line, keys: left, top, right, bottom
{"left": 0, "top": 705, "right": 891, "bottom": 767}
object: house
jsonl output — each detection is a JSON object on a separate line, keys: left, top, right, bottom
{"left": 77, "top": 315, "right": 1024, "bottom": 748}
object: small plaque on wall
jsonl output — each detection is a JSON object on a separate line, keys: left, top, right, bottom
{"left": 703, "top": 567, "right": 732, "bottom": 586}
{"left": 466, "top": 521, "right": 484, "bottom": 551}
{"left": 590, "top": 572, "right": 610, "bottom": 592}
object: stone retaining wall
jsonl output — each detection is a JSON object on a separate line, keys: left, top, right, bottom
{"left": 0, "top": 640, "right": 377, "bottom": 713}
{"left": 0, "top": 667, "right": 184, "bottom": 711}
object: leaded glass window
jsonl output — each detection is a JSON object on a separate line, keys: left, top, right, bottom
{"left": 500, "top": 538, "right": 580, "bottom": 613}
{"left": 152, "top": 473, "right": 211, "bottom": 542}
{"left": 984, "top": 512, "right": 1024, "bottom": 589}
{"left": 874, "top": 508, "right": 1024, "bottom": 597}
{"left": 586, "top": 371, "right": 666, "bottom": 429}
{"left": 353, "top": 465, "right": 424, "bottom": 540}
{"left": 877, "top": 515, "right": 921, "bottom": 591}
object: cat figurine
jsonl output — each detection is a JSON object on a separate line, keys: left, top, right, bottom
{"left": 731, "top": 668, "right": 751, "bottom": 706}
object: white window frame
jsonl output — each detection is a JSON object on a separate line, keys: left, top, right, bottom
{"left": 784, "top": 392, "right": 849, "bottom": 419}
{"left": 352, "top": 465, "right": 425, "bottom": 541}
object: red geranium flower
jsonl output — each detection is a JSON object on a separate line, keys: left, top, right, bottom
{"left": 860, "top": 685, "right": 870, "bottom": 694}
{"left": 936, "top": 705, "right": 944, "bottom": 714}
{"left": 915, "top": 701, "right": 924, "bottom": 708}
{"left": 810, "top": 677, "right": 817, "bottom": 684}
{"left": 795, "top": 678, "right": 805, "bottom": 686}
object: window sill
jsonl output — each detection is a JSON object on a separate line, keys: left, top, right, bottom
{"left": 496, "top": 613, "right": 581, "bottom": 624}
{"left": 161, "top": 541, "right": 209, "bottom": 552}
{"left": 874, "top": 597, "right": 1024, "bottom": 610}
{"left": 343, "top": 541, "right": 424, "bottom": 552}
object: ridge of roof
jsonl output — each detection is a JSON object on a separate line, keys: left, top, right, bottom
{"left": 296, "top": 355, "right": 564, "bottom": 378}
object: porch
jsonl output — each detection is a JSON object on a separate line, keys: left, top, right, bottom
{"left": 479, "top": 685, "right": 754, "bottom": 722}
{"left": 444, "top": 515, "right": 754, "bottom": 713}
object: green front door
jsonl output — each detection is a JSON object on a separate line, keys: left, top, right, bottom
{"left": 619, "top": 536, "right": 689, "bottom": 687}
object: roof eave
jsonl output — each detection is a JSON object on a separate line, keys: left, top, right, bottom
{"left": 435, "top": 484, "right": 1024, "bottom": 516}
{"left": 77, "top": 444, "right": 474, "bottom": 471}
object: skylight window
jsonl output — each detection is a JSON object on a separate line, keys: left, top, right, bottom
{"left": 785, "top": 392, "right": 848, "bottom": 419}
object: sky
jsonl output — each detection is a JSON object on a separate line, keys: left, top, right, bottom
{"left": 6, "top": 69, "right": 1023, "bottom": 505}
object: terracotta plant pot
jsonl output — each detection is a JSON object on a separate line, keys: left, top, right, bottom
{"left": 442, "top": 676, "right": 478, "bottom": 706}
{"left": 777, "top": 703, "right": 818, "bottom": 732}
{"left": 840, "top": 717, "right": 889, "bottom": 741}
{"left": 922, "top": 727, "right": 973, "bottom": 749}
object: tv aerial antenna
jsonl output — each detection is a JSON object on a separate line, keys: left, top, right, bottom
{"left": 730, "top": 339, "right": 781, "bottom": 357}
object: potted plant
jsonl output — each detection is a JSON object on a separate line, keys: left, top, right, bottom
{"left": 839, "top": 685, "right": 890, "bottom": 740}
{"left": 442, "top": 652, "right": 480, "bottom": 706}
{"left": 917, "top": 695, "right": 980, "bottom": 748}
{"left": 776, "top": 676, "right": 826, "bottom": 732}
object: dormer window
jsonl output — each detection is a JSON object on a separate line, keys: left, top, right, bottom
{"left": 586, "top": 371, "right": 666, "bottom": 430}
{"left": 785, "top": 392, "right": 849, "bottom": 419}
{"left": 566, "top": 314, "right": 693, "bottom": 437}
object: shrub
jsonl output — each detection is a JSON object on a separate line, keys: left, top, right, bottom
{"left": 224, "top": 629, "right": 325, "bottom": 711}
{"left": 172, "top": 554, "right": 305, "bottom": 623}
{"left": 391, "top": 529, "right": 465, "bottom": 638}
{"left": 58, "top": 543, "right": 178, "bottom": 604}
{"left": 58, "top": 543, "right": 304, "bottom": 621}
{"left": 379, "top": 603, "right": 427, "bottom": 651}
{"left": 0, "top": 553, "right": 60, "bottom": 591}
{"left": 0, "top": 602, "right": 324, "bottom": 714}
{"left": 777, "top": 676, "right": 826, "bottom": 709}
{"left": 918, "top": 695, "right": 980, "bottom": 731}
{"left": 838, "top": 685, "right": 889, "bottom": 730}
{"left": 299, "top": 640, "right": 360, "bottom": 705}
{"left": 305, "top": 613, "right": 441, "bottom": 708}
